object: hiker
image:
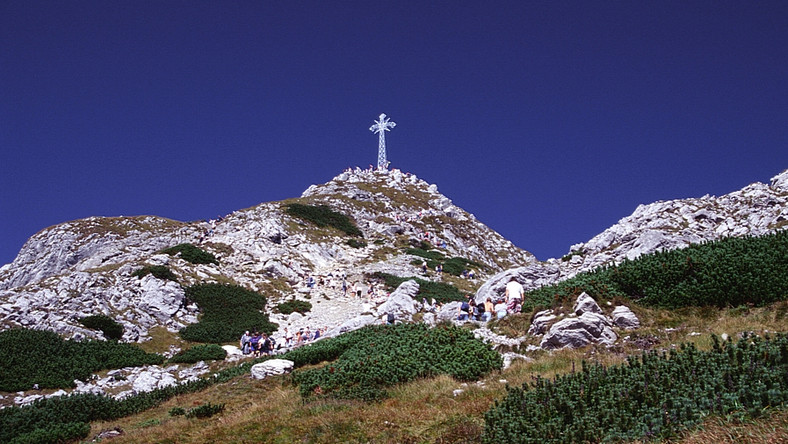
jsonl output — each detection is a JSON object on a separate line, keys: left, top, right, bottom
{"left": 468, "top": 297, "right": 479, "bottom": 321}
{"left": 457, "top": 300, "right": 471, "bottom": 321}
{"left": 495, "top": 299, "right": 507, "bottom": 320}
{"left": 482, "top": 298, "right": 494, "bottom": 322}
{"left": 505, "top": 277, "right": 524, "bottom": 314}
{"left": 250, "top": 331, "right": 261, "bottom": 357}
{"left": 240, "top": 330, "right": 251, "bottom": 355}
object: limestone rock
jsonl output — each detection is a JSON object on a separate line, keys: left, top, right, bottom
{"left": 573, "top": 292, "right": 602, "bottom": 315}
{"left": 540, "top": 312, "right": 617, "bottom": 350}
{"left": 611, "top": 305, "right": 640, "bottom": 329}
{"left": 251, "top": 359, "right": 295, "bottom": 379}
{"left": 527, "top": 309, "right": 556, "bottom": 336}
{"left": 378, "top": 280, "right": 419, "bottom": 321}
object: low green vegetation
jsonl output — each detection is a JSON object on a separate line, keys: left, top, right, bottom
{"left": 483, "top": 333, "right": 788, "bottom": 443}
{"left": 131, "top": 265, "right": 177, "bottom": 282}
{"left": 406, "top": 247, "right": 485, "bottom": 276}
{"left": 276, "top": 299, "right": 312, "bottom": 315}
{"left": 0, "top": 329, "right": 163, "bottom": 392}
{"left": 346, "top": 238, "right": 367, "bottom": 248}
{"left": 184, "top": 402, "right": 225, "bottom": 419}
{"left": 0, "top": 357, "right": 260, "bottom": 444}
{"left": 285, "top": 203, "right": 363, "bottom": 237}
{"left": 78, "top": 314, "right": 124, "bottom": 340}
{"left": 168, "top": 344, "right": 227, "bottom": 364}
{"left": 292, "top": 323, "right": 502, "bottom": 401}
{"left": 179, "top": 283, "right": 277, "bottom": 343}
{"left": 372, "top": 272, "right": 466, "bottom": 303}
{"left": 161, "top": 243, "right": 219, "bottom": 265}
{"left": 523, "top": 230, "right": 788, "bottom": 312}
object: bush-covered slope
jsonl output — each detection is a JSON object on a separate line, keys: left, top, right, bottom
{"left": 292, "top": 323, "right": 502, "bottom": 401}
{"left": 483, "top": 333, "right": 788, "bottom": 443}
{"left": 179, "top": 283, "right": 277, "bottom": 343}
{"left": 0, "top": 329, "right": 163, "bottom": 392}
{"left": 523, "top": 230, "right": 788, "bottom": 311}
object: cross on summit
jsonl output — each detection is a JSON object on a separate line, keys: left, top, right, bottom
{"left": 370, "top": 113, "right": 396, "bottom": 170}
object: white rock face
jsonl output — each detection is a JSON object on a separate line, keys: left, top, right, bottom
{"left": 378, "top": 280, "right": 419, "bottom": 321}
{"left": 611, "top": 306, "right": 640, "bottom": 329}
{"left": 540, "top": 312, "right": 618, "bottom": 350}
{"left": 573, "top": 292, "right": 603, "bottom": 316}
{"left": 251, "top": 359, "right": 295, "bottom": 379}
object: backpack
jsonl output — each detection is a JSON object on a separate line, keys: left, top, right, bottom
{"left": 461, "top": 302, "right": 470, "bottom": 311}
{"left": 387, "top": 313, "right": 395, "bottom": 324}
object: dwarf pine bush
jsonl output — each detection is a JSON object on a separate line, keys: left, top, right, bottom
{"left": 0, "top": 329, "right": 163, "bottom": 392}
{"left": 161, "top": 243, "right": 219, "bottom": 265}
{"left": 179, "top": 283, "right": 277, "bottom": 343}
{"left": 285, "top": 203, "right": 363, "bottom": 237}
{"left": 292, "top": 323, "right": 502, "bottom": 401}
{"left": 372, "top": 272, "right": 465, "bottom": 303}
{"left": 277, "top": 299, "right": 312, "bottom": 315}
{"left": 483, "top": 333, "right": 788, "bottom": 443}
{"left": 131, "top": 265, "right": 178, "bottom": 282}
{"left": 78, "top": 314, "right": 124, "bottom": 340}
{"left": 523, "top": 230, "right": 788, "bottom": 311}
{"left": 168, "top": 344, "right": 227, "bottom": 364}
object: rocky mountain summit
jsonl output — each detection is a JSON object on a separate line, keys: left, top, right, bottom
{"left": 0, "top": 168, "right": 533, "bottom": 343}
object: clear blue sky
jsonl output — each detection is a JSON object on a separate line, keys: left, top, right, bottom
{"left": 2, "top": 1, "right": 787, "bottom": 266}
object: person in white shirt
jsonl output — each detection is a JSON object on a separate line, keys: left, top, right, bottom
{"left": 505, "top": 277, "right": 524, "bottom": 314}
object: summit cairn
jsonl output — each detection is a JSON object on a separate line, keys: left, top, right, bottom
{"left": 369, "top": 113, "right": 396, "bottom": 170}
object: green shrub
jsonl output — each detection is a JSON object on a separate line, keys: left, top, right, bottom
{"left": 179, "top": 283, "right": 277, "bottom": 343}
{"left": 0, "top": 329, "right": 163, "bottom": 392}
{"left": 285, "top": 203, "right": 363, "bottom": 237}
{"left": 372, "top": 272, "right": 466, "bottom": 303}
{"left": 185, "top": 402, "right": 225, "bottom": 419}
{"left": 169, "top": 406, "right": 186, "bottom": 416}
{"left": 7, "top": 421, "right": 90, "bottom": 444}
{"left": 161, "top": 243, "right": 219, "bottom": 265}
{"left": 482, "top": 333, "right": 788, "bottom": 443}
{"left": 277, "top": 299, "right": 312, "bottom": 315}
{"left": 131, "top": 265, "right": 178, "bottom": 282}
{"left": 406, "top": 249, "right": 485, "bottom": 276}
{"left": 78, "top": 314, "right": 124, "bottom": 340}
{"left": 168, "top": 344, "right": 227, "bottom": 364}
{"left": 292, "top": 323, "right": 501, "bottom": 401}
{"left": 346, "top": 238, "right": 367, "bottom": 248}
{"left": 522, "top": 230, "right": 788, "bottom": 311}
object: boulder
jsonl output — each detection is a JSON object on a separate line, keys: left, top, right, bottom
{"left": 611, "top": 306, "right": 640, "bottom": 329}
{"left": 251, "top": 359, "right": 295, "bottom": 379}
{"left": 573, "top": 292, "right": 602, "bottom": 315}
{"left": 324, "top": 314, "right": 378, "bottom": 338}
{"left": 527, "top": 309, "right": 556, "bottom": 335}
{"left": 378, "top": 280, "right": 419, "bottom": 321}
{"left": 540, "top": 312, "right": 617, "bottom": 350}
{"left": 437, "top": 301, "right": 462, "bottom": 323}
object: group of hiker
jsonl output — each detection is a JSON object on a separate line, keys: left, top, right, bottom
{"left": 239, "top": 331, "right": 275, "bottom": 357}
{"left": 457, "top": 277, "right": 524, "bottom": 322}
{"left": 240, "top": 326, "right": 328, "bottom": 357}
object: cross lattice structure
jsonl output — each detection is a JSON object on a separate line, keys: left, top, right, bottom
{"left": 369, "top": 113, "right": 396, "bottom": 170}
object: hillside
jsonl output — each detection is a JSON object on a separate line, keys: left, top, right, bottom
{"left": 0, "top": 167, "right": 533, "bottom": 344}
{"left": 0, "top": 167, "right": 787, "bottom": 443}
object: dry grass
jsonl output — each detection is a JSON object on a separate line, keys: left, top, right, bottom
{"left": 85, "top": 302, "right": 788, "bottom": 443}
